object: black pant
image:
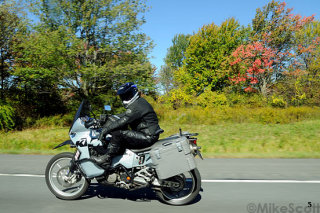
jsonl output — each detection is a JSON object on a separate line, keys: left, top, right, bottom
{"left": 107, "top": 130, "right": 159, "bottom": 156}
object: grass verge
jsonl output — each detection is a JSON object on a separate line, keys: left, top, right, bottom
{"left": 161, "top": 119, "right": 320, "bottom": 158}
{"left": 1, "top": 119, "right": 320, "bottom": 158}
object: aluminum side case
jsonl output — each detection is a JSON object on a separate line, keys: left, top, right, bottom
{"left": 149, "top": 136, "right": 197, "bottom": 180}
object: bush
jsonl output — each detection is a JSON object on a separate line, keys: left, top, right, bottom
{"left": 271, "top": 96, "right": 287, "bottom": 108}
{"left": 20, "top": 114, "right": 74, "bottom": 129}
{"left": 33, "top": 114, "right": 74, "bottom": 128}
{"left": 196, "top": 90, "right": 228, "bottom": 107}
{"left": 0, "top": 104, "right": 15, "bottom": 130}
{"left": 155, "top": 105, "right": 320, "bottom": 125}
{"left": 158, "top": 88, "right": 193, "bottom": 109}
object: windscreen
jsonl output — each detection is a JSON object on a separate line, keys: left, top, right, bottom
{"left": 69, "top": 100, "right": 90, "bottom": 132}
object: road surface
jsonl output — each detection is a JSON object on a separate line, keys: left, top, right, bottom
{"left": 0, "top": 154, "right": 319, "bottom": 213}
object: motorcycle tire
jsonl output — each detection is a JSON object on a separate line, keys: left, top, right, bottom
{"left": 156, "top": 168, "right": 201, "bottom": 205}
{"left": 45, "top": 152, "right": 89, "bottom": 200}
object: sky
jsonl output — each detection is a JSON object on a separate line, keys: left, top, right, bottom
{"left": 141, "top": 0, "right": 320, "bottom": 72}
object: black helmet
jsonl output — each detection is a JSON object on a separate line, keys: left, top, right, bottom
{"left": 117, "top": 82, "right": 138, "bottom": 102}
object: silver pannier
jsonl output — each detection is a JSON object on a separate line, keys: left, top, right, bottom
{"left": 150, "top": 136, "right": 197, "bottom": 180}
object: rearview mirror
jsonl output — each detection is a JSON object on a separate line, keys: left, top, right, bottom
{"left": 104, "top": 105, "right": 111, "bottom": 111}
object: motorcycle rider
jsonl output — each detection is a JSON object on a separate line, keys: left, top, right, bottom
{"left": 92, "top": 82, "right": 163, "bottom": 169}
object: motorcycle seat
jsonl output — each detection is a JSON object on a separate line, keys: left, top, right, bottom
{"left": 130, "top": 146, "right": 152, "bottom": 153}
{"left": 130, "top": 136, "right": 174, "bottom": 153}
{"left": 130, "top": 129, "right": 165, "bottom": 153}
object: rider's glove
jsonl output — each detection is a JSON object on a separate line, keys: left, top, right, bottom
{"left": 84, "top": 119, "right": 98, "bottom": 129}
{"left": 98, "top": 128, "right": 110, "bottom": 141}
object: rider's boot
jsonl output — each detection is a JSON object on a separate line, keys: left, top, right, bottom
{"left": 91, "top": 154, "right": 112, "bottom": 168}
{"left": 91, "top": 142, "right": 120, "bottom": 170}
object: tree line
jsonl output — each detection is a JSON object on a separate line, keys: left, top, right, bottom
{"left": 0, "top": 0, "right": 156, "bottom": 129}
{"left": 159, "top": 1, "right": 320, "bottom": 109}
{"left": 0, "top": 0, "right": 320, "bottom": 130}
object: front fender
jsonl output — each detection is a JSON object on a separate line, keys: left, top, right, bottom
{"left": 53, "top": 140, "right": 75, "bottom": 149}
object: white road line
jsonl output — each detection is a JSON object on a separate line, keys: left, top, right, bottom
{"left": 202, "top": 180, "right": 320, "bottom": 183}
{"left": 0, "top": 173, "right": 319, "bottom": 183}
{"left": 0, "top": 173, "right": 45, "bottom": 178}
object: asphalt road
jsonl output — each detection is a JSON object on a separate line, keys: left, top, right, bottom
{"left": 0, "top": 154, "right": 320, "bottom": 213}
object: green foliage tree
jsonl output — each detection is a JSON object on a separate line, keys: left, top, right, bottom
{"left": 11, "top": 27, "right": 73, "bottom": 116}
{"left": 159, "top": 34, "right": 190, "bottom": 94}
{"left": 175, "top": 18, "right": 248, "bottom": 95}
{"left": 158, "top": 64, "right": 174, "bottom": 94}
{"left": 19, "top": 0, "right": 155, "bottom": 102}
{"left": 0, "top": 1, "right": 26, "bottom": 101}
{"left": 164, "top": 34, "right": 190, "bottom": 69}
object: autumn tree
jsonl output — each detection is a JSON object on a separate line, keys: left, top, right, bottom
{"left": 252, "top": 1, "right": 314, "bottom": 79}
{"left": 285, "top": 20, "right": 320, "bottom": 106}
{"left": 230, "top": 1, "right": 315, "bottom": 96}
{"left": 230, "top": 41, "right": 276, "bottom": 96}
{"left": 294, "top": 20, "right": 320, "bottom": 79}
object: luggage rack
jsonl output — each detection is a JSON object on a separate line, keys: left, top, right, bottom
{"left": 168, "top": 128, "right": 199, "bottom": 138}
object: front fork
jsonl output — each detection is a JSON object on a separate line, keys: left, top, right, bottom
{"left": 63, "top": 150, "right": 83, "bottom": 184}
{"left": 69, "top": 150, "right": 80, "bottom": 172}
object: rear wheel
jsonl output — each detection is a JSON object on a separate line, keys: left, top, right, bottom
{"left": 156, "top": 168, "right": 201, "bottom": 205}
{"left": 45, "top": 152, "right": 89, "bottom": 200}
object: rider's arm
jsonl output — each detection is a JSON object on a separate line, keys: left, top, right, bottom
{"left": 102, "top": 107, "right": 141, "bottom": 134}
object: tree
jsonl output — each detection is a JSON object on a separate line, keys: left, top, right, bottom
{"left": 230, "top": 1, "right": 315, "bottom": 96}
{"left": 158, "top": 64, "right": 174, "bottom": 94}
{"left": 287, "top": 20, "right": 320, "bottom": 106}
{"left": 230, "top": 41, "right": 277, "bottom": 96}
{"left": 251, "top": 0, "right": 314, "bottom": 81}
{"left": 0, "top": 1, "right": 25, "bottom": 101}
{"left": 175, "top": 18, "right": 248, "bottom": 95}
{"left": 11, "top": 27, "right": 74, "bottom": 116}
{"left": 20, "top": 0, "right": 154, "bottom": 101}
{"left": 164, "top": 34, "right": 190, "bottom": 70}
{"left": 294, "top": 20, "right": 320, "bottom": 79}
{"left": 159, "top": 34, "right": 190, "bottom": 94}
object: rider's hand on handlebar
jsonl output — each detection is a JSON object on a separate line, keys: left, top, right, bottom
{"left": 98, "top": 128, "right": 111, "bottom": 142}
{"left": 84, "top": 119, "right": 100, "bottom": 129}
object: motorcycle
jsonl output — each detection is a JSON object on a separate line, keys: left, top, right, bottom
{"left": 45, "top": 100, "right": 203, "bottom": 205}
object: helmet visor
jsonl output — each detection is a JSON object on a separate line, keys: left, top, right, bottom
{"left": 119, "top": 92, "right": 134, "bottom": 102}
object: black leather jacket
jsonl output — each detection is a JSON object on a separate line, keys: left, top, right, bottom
{"left": 102, "top": 97, "right": 162, "bottom": 137}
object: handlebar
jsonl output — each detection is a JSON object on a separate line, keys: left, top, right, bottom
{"left": 84, "top": 119, "right": 98, "bottom": 129}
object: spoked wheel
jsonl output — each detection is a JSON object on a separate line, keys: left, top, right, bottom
{"left": 45, "top": 152, "right": 89, "bottom": 200}
{"left": 156, "top": 168, "right": 201, "bottom": 205}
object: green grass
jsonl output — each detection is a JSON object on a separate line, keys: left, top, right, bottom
{"left": 1, "top": 119, "right": 320, "bottom": 158}
{"left": 160, "top": 119, "right": 320, "bottom": 158}
{"left": 0, "top": 127, "right": 72, "bottom": 155}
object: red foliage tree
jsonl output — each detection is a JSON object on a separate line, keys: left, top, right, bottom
{"left": 230, "top": 1, "right": 315, "bottom": 96}
{"left": 230, "top": 41, "right": 277, "bottom": 96}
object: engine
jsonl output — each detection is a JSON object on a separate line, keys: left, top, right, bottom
{"left": 98, "top": 166, "right": 155, "bottom": 190}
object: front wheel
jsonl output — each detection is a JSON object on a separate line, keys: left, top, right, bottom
{"left": 45, "top": 152, "right": 89, "bottom": 200}
{"left": 156, "top": 168, "right": 201, "bottom": 205}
